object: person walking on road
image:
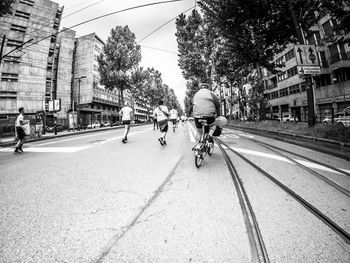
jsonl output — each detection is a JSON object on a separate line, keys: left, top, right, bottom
{"left": 152, "top": 113, "right": 158, "bottom": 130}
{"left": 119, "top": 102, "right": 133, "bottom": 143}
{"left": 14, "top": 107, "right": 29, "bottom": 154}
{"left": 153, "top": 100, "right": 169, "bottom": 146}
{"left": 169, "top": 108, "right": 178, "bottom": 132}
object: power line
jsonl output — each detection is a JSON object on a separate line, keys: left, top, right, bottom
{"left": 62, "top": 0, "right": 105, "bottom": 19}
{"left": 1, "top": 0, "right": 184, "bottom": 59}
{"left": 138, "top": 5, "right": 195, "bottom": 43}
{"left": 141, "top": 45, "right": 178, "bottom": 55}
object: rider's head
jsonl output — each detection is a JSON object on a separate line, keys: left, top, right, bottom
{"left": 199, "top": 83, "right": 211, "bottom": 90}
{"left": 158, "top": 99, "right": 164, "bottom": 106}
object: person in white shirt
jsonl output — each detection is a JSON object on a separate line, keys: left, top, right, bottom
{"left": 153, "top": 100, "right": 169, "bottom": 146}
{"left": 14, "top": 107, "right": 29, "bottom": 154}
{"left": 169, "top": 108, "right": 178, "bottom": 131}
{"left": 119, "top": 102, "right": 133, "bottom": 143}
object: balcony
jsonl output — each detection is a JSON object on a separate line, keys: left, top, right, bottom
{"left": 329, "top": 51, "right": 350, "bottom": 70}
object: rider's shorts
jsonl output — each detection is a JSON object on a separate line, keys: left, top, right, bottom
{"left": 170, "top": 118, "right": 176, "bottom": 125}
{"left": 194, "top": 117, "right": 215, "bottom": 133}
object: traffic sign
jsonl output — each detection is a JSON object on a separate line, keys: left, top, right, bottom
{"left": 298, "top": 66, "right": 320, "bottom": 76}
{"left": 295, "top": 44, "right": 319, "bottom": 66}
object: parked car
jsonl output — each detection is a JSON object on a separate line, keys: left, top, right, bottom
{"left": 112, "top": 121, "right": 121, "bottom": 126}
{"left": 87, "top": 121, "right": 101, "bottom": 129}
{"left": 46, "top": 123, "right": 64, "bottom": 132}
{"left": 322, "top": 113, "right": 341, "bottom": 125}
{"left": 280, "top": 114, "right": 299, "bottom": 123}
{"left": 133, "top": 119, "right": 143, "bottom": 124}
{"left": 101, "top": 121, "right": 113, "bottom": 127}
{"left": 335, "top": 106, "right": 350, "bottom": 127}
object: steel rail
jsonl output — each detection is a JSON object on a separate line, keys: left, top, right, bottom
{"left": 217, "top": 139, "right": 350, "bottom": 244}
{"left": 252, "top": 140, "right": 350, "bottom": 198}
{"left": 216, "top": 140, "right": 270, "bottom": 263}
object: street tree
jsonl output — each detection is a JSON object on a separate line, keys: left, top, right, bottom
{"left": 0, "top": 0, "right": 15, "bottom": 17}
{"left": 98, "top": 25, "right": 141, "bottom": 106}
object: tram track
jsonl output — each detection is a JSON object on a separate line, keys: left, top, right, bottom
{"left": 216, "top": 137, "right": 350, "bottom": 246}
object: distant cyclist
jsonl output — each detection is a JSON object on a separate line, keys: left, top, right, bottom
{"left": 169, "top": 108, "right": 178, "bottom": 131}
{"left": 192, "top": 83, "right": 220, "bottom": 143}
{"left": 119, "top": 102, "right": 133, "bottom": 143}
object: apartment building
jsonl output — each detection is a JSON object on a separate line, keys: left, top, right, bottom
{"left": 263, "top": 15, "right": 350, "bottom": 122}
{"left": 73, "top": 33, "right": 120, "bottom": 127}
{"left": 0, "top": 0, "right": 62, "bottom": 123}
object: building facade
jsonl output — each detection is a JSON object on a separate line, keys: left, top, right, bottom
{"left": 263, "top": 15, "right": 350, "bottom": 122}
{"left": 0, "top": 0, "right": 62, "bottom": 125}
{"left": 73, "top": 33, "right": 120, "bottom": 127}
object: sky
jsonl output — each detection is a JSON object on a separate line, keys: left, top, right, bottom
{"left": 54, "top": 0, "right": 196, "bottom": 108}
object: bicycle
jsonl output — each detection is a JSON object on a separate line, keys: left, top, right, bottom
{"left": 192, "top": 119, "right": 214, "bottom": 168}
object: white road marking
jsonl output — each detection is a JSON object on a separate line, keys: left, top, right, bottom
{"left": 228, "top": 146, "right": 350, "bottom": 175}
{"left": 32, "top": 131, "right": 116, "bottom": 147}
{"left": 187, "top": 123, "right": 196, "bottom": 142}
{"left": 0, "top": 129, "right": 149, "bottom": 153}
{"left": 238, "top": 133, "right": 254, "bottom": 139}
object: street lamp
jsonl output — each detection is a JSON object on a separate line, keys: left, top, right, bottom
{"left": 73, "top": 76, "right": 86, "bottom": 130}
{"left": 41, "top": 94, "right": 46, "bottom": 135}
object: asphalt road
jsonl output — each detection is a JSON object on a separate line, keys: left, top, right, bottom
{"left": 0, "top": 122, "right": 349, "bottom": 262}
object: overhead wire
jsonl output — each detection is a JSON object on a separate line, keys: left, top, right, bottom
{"left": 138, "top": 5, "right": 195, "bottom": 43}
{"left": 2, "top": 0, "right": 184, "bottom": 59}
{"left": 2, "top": 0, "right": 107, "bottom": 43}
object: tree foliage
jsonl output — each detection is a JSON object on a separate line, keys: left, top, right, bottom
{"left": 0, "top": 0, "right": 15, "bottom": 17}
{"left": 130, "top": 67, "right": 182, "bottom": 117}
{"left": 98, "top": 25, "right": 141, "bottom": 106}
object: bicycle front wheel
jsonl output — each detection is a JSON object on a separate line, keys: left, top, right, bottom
{"left": 195, "top": 154, "right": 203, "bottom": 168}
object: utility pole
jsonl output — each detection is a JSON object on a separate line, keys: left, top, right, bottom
{"left": 288, "top": 0, "right": 315, "bottom": 127}
{"left": 74, "top": 76, "right": 86, "bottom": 130}
{"left": 0, "top": 35, "right": 6, "bottom": 67}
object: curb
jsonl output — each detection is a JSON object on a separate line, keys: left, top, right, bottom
{"left": 227, "top": 124, "right": 350, "bottom": 161}
{"left": 0, "top": 123, "right": 151, "bottom": 148}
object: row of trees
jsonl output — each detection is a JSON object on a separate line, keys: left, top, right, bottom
{"left": 176, "top": 0, "right": 349, "bottom": 118}
{"left": 97, "top": 25, "right": 182, "bottom": 118}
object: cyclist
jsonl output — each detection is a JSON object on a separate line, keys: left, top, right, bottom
{"left": 169, "top": 108, "right": 178, "bottom": 131}
{"left": 192, "top": 83, "right": 220, "bottom": 143}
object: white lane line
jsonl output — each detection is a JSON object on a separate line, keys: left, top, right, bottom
{"left": 32, "top": 131, "right": 116, "bottom": 147}
{"left": 0, "top": 146, "right": 90, "bottom": 153}
{"left": 187, "top": 123, "right": 196, "bottom": 143}
{"left": 238, "top": 133, "right": 254, "bottom": 139}
{"left": 0, "top": 129, "right": 150, "bottom": 153}
{"left": 228, "top": 146, "right": 350, "bottom": 175}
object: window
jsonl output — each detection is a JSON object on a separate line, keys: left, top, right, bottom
{"left": 19, "top": 0, "right": 34, "bottom": 6}
{"left": 314, "top": 31, "right": 321, "bottom": 44}
{"left": 322, "top": 20, "right": 334, "bottom": 38}
{"left": 339, "top": 44, "right": 347, "bottom": 60}
{"left": 289, "top": 84, "right": 300, "bottom": 94}
{"left": 280, "top": 88, "right": 289, "bottom": 97}
{"left": 0, "top": 91, "right": 17, "bottom": 98}
{"left": 14, "top": 10, "right": 30, "bottom": 20}
{"left": 1, "top": 73, "right": 19, "bottom": 82}
{"left": 271, "top": 91, "right": 279, "bottom": 99}
{"left": 277, "top": 71, "right": 287, "bottom": 82}
{"left": 307, "top": 34, "right": 315, "bottom": 45}
{"left": 318, "top": 51, "right": 328, "bottom": 68}
{"left": 285, "top": 49, "right": 295, "bottom": 61}
{"left": 6, "top": 39, "right": 23, "bottom": 47}
{"left": 329, "top": 44, "right": 340, "bottom": 63}
{"left": 287, "top": 66, "right": 298, "bottom": 78}
{"left": 10, "top": 24, "right": 27, "bottom": 33}
{"left": 3, "top": 56, "right": 21, "bottom": 64}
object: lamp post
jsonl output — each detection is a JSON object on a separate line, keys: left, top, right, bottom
{"left": 74, "top": 76, "right": 86, "bottom": 130}
{"left": 41, "top": 94, "right": 46, "bottom": 135}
